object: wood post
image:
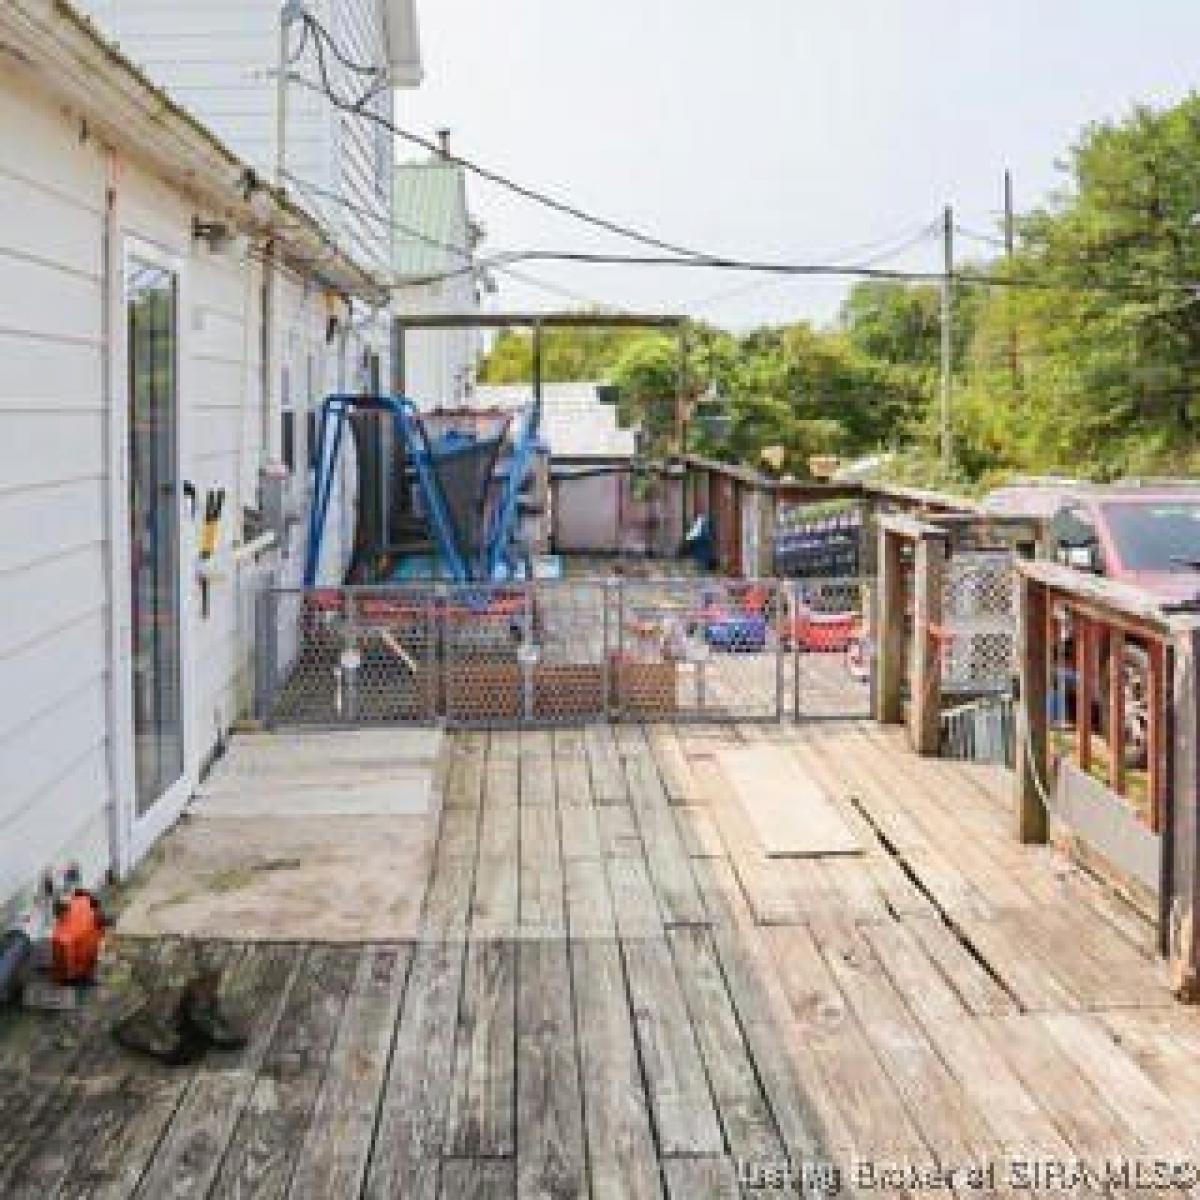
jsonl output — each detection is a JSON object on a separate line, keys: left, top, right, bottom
{"left": 757, "top": 489, "right": 776, "bottom": 578}
{"left": 875, "top": 526, "right": 904, "bottom": 724}
{"left": 1108, "top": 629, "right": 1126, "bottom": 798}
{"left": 1076, "top": 616, "right": 1093, "bottom": 773}
{"left": 909, "top": 530, "right": 947, "bottom": 756}
{"left": 1149, "top": 641, "right": 1166, "bottom": 833}
{"left": 1167, "top": 626, "right": 1200, "bottom": 998}
{"left": 1015, "top": 574, "right": 1049, "bottom": 844}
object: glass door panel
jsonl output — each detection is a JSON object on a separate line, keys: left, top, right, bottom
{"left": 127, "top": 259, "right": 184, "bottom": 817}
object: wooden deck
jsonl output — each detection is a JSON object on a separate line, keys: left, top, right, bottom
{"left": 3, "top": 722, "right": 1199, "bottom": 1198}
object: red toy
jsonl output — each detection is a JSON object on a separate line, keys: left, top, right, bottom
{"left": 787, "top": 609, "right": 861, "bottom": 652}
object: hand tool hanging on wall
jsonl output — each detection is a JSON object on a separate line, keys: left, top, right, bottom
{"left": 198, "top": 487, "right": 226, "bottom": 619}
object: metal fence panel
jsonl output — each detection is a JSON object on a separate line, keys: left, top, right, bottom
{"left": 256, "top": 577, "right": 802, "bottom": 728}
{"left": 439, "top": 584, "right": 528, "bottom": 727}
{"left": 616, "top": 578, "right": 784, "bottom": 723}
{"left": 788, "top": 577, "right": 874, "bottom": 720}
{"left": 261, "top": 587, "right": 438, "bottom": 728}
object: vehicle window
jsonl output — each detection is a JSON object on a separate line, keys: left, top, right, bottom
{"left": 1100, "top": 502, "right": 1200, "bottom": 571}
{"left": 1051, "top": 505, "right": 1102, "bottom": 571}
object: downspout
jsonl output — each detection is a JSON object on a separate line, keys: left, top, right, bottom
{"left": 100, "top": 147, "right": 127, "bottom": 881}
{"left": 261, "top": 240, "right": 275, "bottom": 467}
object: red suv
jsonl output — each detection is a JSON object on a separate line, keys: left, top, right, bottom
{"left": 983, "top": 481, "right": 1200, "bottom": 604}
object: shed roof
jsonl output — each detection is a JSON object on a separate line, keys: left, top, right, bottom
{"left": 473, "top": 382, "right": 639, "bottom": 461}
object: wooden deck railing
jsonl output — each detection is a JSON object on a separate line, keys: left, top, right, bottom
{"left": 875, "top": 511, "right": 1038, "bottom": 755}
{"left": 1015, "top": 560, "right": 1200, "bottom": 997}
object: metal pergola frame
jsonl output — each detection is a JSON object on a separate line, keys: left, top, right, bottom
{"left": 390, "top": 311, "right": 691, "bottom": 435}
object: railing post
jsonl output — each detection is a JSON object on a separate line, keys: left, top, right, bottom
{"left": 792, "top": 579, "right": 802, "bottom": 724}
{"left": 875, "top": 527, "right": 904, "bottom": 724}
{"left": 1015, "top": 573, "right": 1049, "bottom": 845}
{"left": 774, "top": 580, "right": 785, "bottom": 723}
{"left": 1076, "top": 615, "right": 1093, "bottom": 774}
{"left": 1167, "top": 625, "right": 1200, "bottom": 999}
{"left": 1108, "top": 629, "right": 1126, "bottom": 798}
{"left": 910, "top": 529, "right": 947, "bottom": 755}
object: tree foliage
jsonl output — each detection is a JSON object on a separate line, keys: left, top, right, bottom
{"left": 477, "top": 325, "right": 647, "bottom": 384}
{"left": 476, "top": 92, "right": 1200, "bottom": 486}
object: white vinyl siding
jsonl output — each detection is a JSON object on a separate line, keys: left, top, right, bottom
{"left": 75, "top": 0, "right": 397, "bottom": 276}
{"left": 0, "top": 70, "right": 111, "bottom": 910}
{"left": 0, "top": 63, "right": 355, "bottom": 918}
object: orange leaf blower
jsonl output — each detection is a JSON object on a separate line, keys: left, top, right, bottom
{"left": 50, "top": 888, "right": 105, "bottom": 986}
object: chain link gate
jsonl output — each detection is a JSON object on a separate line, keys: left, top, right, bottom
{"left": 256, "top": 577, "right": 793, "bottom": 728}
{"left": 616, "top": 578, "right": 785, "bottom": 723}
{"left": 787, "top": 576, "right": 876, "bottom": 720}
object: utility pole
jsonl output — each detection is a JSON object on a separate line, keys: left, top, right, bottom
{"left": 675, "top": 323, "right": 689, "bottom": 455}
{"left": 1004, "top": 169, "right": 1019, "bottom": 395}
{"left": 1003, "top": 169, "right": 1015, "bottom": 258}
{"left": 940, "top": 204, "right": 953, "bottom": 476}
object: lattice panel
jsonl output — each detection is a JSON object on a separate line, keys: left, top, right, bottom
{"left": 940, "top": 552, "right": 1016, "bottom": 693}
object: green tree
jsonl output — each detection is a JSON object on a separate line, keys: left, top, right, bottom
{"left": 945, "top": 92, "right": 1200, "bottom": 482}
{"left": 477, "top": 325, "right": 647, "bottom": 384}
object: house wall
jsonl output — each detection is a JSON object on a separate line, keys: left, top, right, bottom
{"left": 0, "top": 68, "right": 111, "bottom": 916}
{"left": 553, "top": 474, "right": 621, "bottom": 553}
{"left": 0, "top": 65, "right": 354, "bottom": 919}
{"left": 394, "top": 279, "right": 479, "bottom": 407}
{"left": 74, "top": 0, "right": 400, "bottom": 278}
{"left": 552, "top": 470, "right": 682, "bottom": 558}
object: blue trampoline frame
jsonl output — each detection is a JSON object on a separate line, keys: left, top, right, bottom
{"left": 303, "top": 393, "right": 540, "bottom": 587}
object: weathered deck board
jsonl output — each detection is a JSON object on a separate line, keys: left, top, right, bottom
{"left": 446, "top": 940, "right": 516, "bottom": 1158}
{"left": 621, "top": 935, "right": 724, "bottom": 1156}
{"left": 126, "top": 943, "right": 300, "bottom": 1200}
{"left": 439, "top": 1158, "right": 516, "bottom": 1199}
{"left": 287, "top": 946, "right": 411, "bottom": 1200}
{"left": 516, "top": 939, "right": 587, "bottom": 1200}
{"left": 663, "top": 1156, "right": 740, "bottom": 1198}
{"left": 2, "top": 940, "right": 207, "bottom": 1200}
{"left": 767, "top": 923, "right": 930, "bottom": 1163}
{"left": 0, "top": 938, "right": 164, "bottom": 1182}
{"left": 519, "top": 804, "right": 565, "bottom": 936}
{"left": 584, "top": 724, "right": 628, "bottom": 804}
{"left": 812, "top": 921, "right": 999, "bottom": 1175}
{"left": 571, "top": 938, "right": 662, "bottom": 1200}
{"left": 5, "top": 718, "right": 1195, "bottom": 1198}
{"left": 210, "top": 944, "right": 359, "bottom": 1198}
{"left": 363, "top": 940, "right": 466, "bottom": 1200}
{"left": 669, "top": 924, "right": 784, "bottom": 1164}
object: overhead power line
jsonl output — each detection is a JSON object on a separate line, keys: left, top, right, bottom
{"left": 282, "top": 165, "right": 1200, "bottom": 303}
{"left": 954, "top": 223, "right": 1008, "bottom": 250}
{"left": 427, "top": 250, "right": 1200, "bottom": 299}
{"left": 284, "top": 170, "right": 621, "bottom": 309}
{"left": 299, "top": 12, "right": 718, "bottom": 262}
{"left": 290, "top": 15, "right": 1200, "bottom": 304}
{"left": 693, "top": 221, "right": 939, "bottom": 310}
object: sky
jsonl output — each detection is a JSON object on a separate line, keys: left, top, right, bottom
{"left": 402, "top": 0, "right": 1200, "bottom": 331}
